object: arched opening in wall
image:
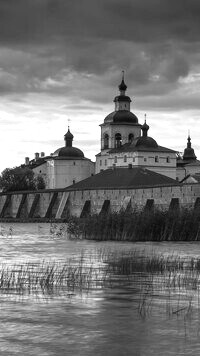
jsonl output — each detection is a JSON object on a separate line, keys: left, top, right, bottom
{"left": 128, "top": 133, "right": 134, "bottom": 143}
{"left": 115, "top": 133, "right": 122, "bottom": 148}
{"left": 104, "top": 134, "right": 109, "bottom": 149}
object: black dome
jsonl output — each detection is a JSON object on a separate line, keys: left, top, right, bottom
{"left": 135, "top": 136, "right": 158, "bottom": 148}
{"left": 104, "top": 110, "right": 139, "bottom": 124}
{"left": 183, "top": 148, "right": 196, "bottom": 160}
{"left": 53, "top": 146, "right": 84, "bottom": 158}
{"left": 64, "top": 130, "right": 73, "bottom": 139}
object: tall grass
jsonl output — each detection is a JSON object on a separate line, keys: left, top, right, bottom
{"left": 67, "top": 208, "right": 200, "bottom": 241}
{"left": 1, "top": 250, "right": 200, "bottom": 318}
{"left": 0, "top": 259, "right": 102, "bottom": 295}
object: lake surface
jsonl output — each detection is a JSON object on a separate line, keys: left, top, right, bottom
{"left": 0, "top": 223, "right": 200, "bottom": 355}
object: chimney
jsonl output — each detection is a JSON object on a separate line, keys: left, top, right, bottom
{"left": 25, "top": 157, "right": 29, "bottom": 165}
{"left": 41, "top": 152, "right": 45, "bottom": 157}
{"left": 35, "top": 152, "right": 39, "bottom": 160}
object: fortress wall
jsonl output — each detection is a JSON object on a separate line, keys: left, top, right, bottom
{"left": 69, "top": 184, "right": 200, "bottom": 216}
{"left": 10, "top": 194, "right": 23, "bottom": 218}
{"left": 0, "top": 183, "right": 199, "bottom": 220}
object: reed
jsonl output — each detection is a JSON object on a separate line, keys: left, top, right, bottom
{"left": 67, "top": 208, "right": 200, "bottom": 241}
{"left": 1, "top": 250, "right": 200, "bottom": 320}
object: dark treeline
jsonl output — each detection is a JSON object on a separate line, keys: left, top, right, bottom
{"left": 67, "top": 208, "right": 200, "bottom": 241}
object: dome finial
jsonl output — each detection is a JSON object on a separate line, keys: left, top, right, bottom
{"left": 68, "top": 118, "right": 71, "bottom": 131}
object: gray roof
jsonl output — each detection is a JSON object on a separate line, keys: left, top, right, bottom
{"left": 66, "top": 167, "right": 179, "bottom": 191}
{"left": 109, "top": 141, "right": 176, "bottom": 154}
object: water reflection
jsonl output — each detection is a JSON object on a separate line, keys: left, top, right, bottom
{"left": 0, "top": 223, "right": 200, "bottom": 355}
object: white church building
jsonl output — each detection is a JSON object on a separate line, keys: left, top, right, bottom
{"left": 96, "top": 75, "right": 177, "bottom": 180}
{"left": 24, "top": 75, "right": 200, "bottom": 188}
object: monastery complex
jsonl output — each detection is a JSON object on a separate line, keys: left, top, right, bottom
{"left": 1, "top": 75, "right": 200, "bottom": 220}
{"left": 24, "top": 75, "right": 200, "bottom": 189}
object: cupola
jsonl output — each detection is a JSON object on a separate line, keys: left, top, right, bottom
{"left": 64, "top": 127, "right": 74, "bottom": 147}
{"left": 53, "top": 127, "right": 84, "bottom": 158}
{"left": 135, "top": 118, "right": 158, "bottom": 148}
{"left": 104, "top": 72, "right": 139, "bottom": 124}
{"left": 114, "top": 71, "right": 131, "bottom": 111}
{"left": 183, "top": 135, "right": 196, "bottom": 161}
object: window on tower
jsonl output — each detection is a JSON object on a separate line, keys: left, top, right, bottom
{"left": 128, "top": 133, "right": 134, "bottom": 143}
{"left": 104, "top": 133, "right": 109, "bottom": 149}
{"left": 115, "top": 133, "right": 122, "bottom": 148}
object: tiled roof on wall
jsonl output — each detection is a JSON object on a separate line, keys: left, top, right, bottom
{"left": 66, "top": 167, "right": 179, "bottom": 191}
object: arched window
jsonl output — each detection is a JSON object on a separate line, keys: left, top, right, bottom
{"left": 104, "top": 134, "right": 109, "bottom": 149}
{"left": 128, "top": 133, "right": 134, "bottom": 143}
{"left": 115, "top": 133, "right": 122, "bottom": 148}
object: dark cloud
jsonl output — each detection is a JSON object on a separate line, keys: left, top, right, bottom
{"left": 1, "top": 0, "right": 200, "bottom": 44}
{"left": 0, "top": 0, "right": 199, "bottom": 112}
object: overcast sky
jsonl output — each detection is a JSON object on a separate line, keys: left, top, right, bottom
{"left": 0, "top": 0, "right": 200, "bottom": 172}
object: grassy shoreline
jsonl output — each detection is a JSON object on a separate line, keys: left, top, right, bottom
{"left": 67, "top": 208, "right": 200, "bottom": 241}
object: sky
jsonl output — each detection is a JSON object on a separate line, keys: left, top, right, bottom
{"left": 0, "top": 0, "right": 200, "bottom": 172}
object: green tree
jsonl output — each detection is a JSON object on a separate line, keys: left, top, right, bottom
{"left": 0, "top": 167, "right": 45, "bottom": 192}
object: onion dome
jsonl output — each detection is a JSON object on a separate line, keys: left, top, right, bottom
{"left": 104, "top": 110, "right": 138, "bottom": 124}
{"left": 118, "top": 78, "right": 127, "bottom": 92}
{"left": 54, "top": 147, "right": 84, "bottom": 158}
{"left": 141, "top": 119, "right": 149, "bottom": 137}
{"left": 183, "top": 135, "right": 196, "bottom": 161}
{"left": 53, "top": 127, "right": 84, "bottom": 158}
{"left": 104, "top": 72, "right": 139, "bottom": 124}
{"left": 135, "top": 136, "right": 158, "bottom": 148}
{"left": 135, "top": 119, "right": 158, "bottom": 148}
{"left": 65, "top": 128, "right": 73, "bottom": 141}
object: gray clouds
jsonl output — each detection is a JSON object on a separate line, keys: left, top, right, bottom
{"left": 0, "top": 0, "right": 199, "bottom": 111}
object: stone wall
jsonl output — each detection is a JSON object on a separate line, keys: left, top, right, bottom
{"left": 0, "top": 183, "right": 199, "bottom": 221}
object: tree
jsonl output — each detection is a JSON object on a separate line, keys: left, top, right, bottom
{"left": 0, "top": 167, "right": 45, "bottom": 192}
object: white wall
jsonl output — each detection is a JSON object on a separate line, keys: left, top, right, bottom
{"left": 47, "top": 158, "right": 95, "bottom": 189}
{"left": 101, "top": 123, "right": 141, "bottom": 150}
{"left": 96, "top": 150, "right": 177, "bottom": 179}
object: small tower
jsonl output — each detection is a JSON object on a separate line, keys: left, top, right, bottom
{"left": 64, "top": 127, "right": 74, "bottom": 147}
{"left": 183, "top": 135, "right": 197, "bottom": 161}
{"left": 114, "top": 71, "right": 131, "bottom": 111}
{"left": 99, "top": 73, "right": 141, "bottom": 155}
{"left": 141, "top": 116, "right": 149, "bottom": 138}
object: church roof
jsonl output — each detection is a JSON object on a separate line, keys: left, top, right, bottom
{"left": 53, "top": 127, "right": 85, "bottom": 159}
{"left": 53, "top": 146, "right": 84, "bottom": 158}
{"left": 104, "top": 110, "right": 139, "bottom": 124}
{"left": 108, "top": 141, "right": 176, "bottom": 154}
{"left": 177, "top": 159, "right": 200, "bottom": 167}
{"left": 66, "top": 167, "right": 179, "bottom": 191}
{"left": 183, "top": 135, "right": 197, "bottom": 161}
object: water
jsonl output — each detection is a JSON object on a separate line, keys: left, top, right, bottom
{"left": 0, "top": 223, "right": 200, "bottom": 355}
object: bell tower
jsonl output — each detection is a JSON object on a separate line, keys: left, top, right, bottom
{"left": 99, "top": 72, "right": 141, "bottom": 152}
